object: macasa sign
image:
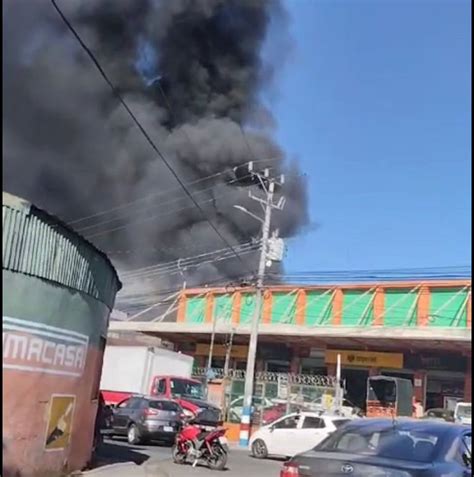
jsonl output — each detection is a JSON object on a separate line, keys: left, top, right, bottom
{"left": 325, "top": 349, "right": 403, "bottom": 369}
{"left": 3, "top": 316, "right": 89, "bottom": 377}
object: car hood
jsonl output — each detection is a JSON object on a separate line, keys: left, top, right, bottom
{"left": 292, "top": 451, "right": 432, "bottom": 477}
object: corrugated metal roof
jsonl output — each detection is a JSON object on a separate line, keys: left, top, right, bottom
{"left": 3, "top": 192, "right": 121, "bottom": 309}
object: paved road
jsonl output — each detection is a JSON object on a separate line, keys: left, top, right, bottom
{"left": 97, "top": 438, "right": 283, "bottom": 477}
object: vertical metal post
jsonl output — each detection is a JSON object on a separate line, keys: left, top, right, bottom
{"left": 240, "top": 182, "right": 274, "bottom": 447}
{"left": 207, "top": 311, "right": 218, "bottom": 375}
{"left": 223, "top": 328, "right": 235, "bottom": 378}
{"left": 335, "top": 353, "right": 342, "bottom": 413}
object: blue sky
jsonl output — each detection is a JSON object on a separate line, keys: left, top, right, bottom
{"left": 271, "top": 0, "right": 471, "bottom": 273}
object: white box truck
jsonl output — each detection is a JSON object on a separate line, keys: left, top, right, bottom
{"left": 100, "top": 346, "right": 219, "bottom": 417}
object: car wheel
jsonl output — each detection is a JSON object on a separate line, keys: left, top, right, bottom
{"left": 127, "top": 424, "right": 142, "bottom": 445}
{"left": 251, "top": 439, "right": 268, "bottom": 459}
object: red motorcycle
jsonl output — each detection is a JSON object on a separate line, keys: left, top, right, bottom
{"left": 172, "top": 417, "right": 228, "bottom": 471}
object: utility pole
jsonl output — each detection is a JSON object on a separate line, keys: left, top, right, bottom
{"left": 234, "top": 163, "right": 285, "bottom": 447}
{"left": 206, "top": 311, "right": 218, "bottom": 389}
{"left": 223, "top": 328, "right": 235, "bottom": 378}
{"left": 177, "top": 259, "right": 187, "bottom": 290}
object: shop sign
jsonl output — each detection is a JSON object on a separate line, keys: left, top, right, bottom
{"left": 3, "top": 316, "right": 89, "bottom": 377}
{"left": 44, "top": 395, "right": 75, "bottom": 451}
{"left": 195, "top": 343, "right": 248, "bottom": 359}
{"left": 257, "top": 344, "right": 291, "bottom": 361}
{"left": 325, "top": 350, "right": 404, "bottom": 369}
{"left": 405, "top": 354, "right": 467, "bottom": 372}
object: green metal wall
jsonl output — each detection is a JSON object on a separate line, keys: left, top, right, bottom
{"left": 429, "top": 288, "right": 468, "bottom": 327}
{"left": 271, "top": 292, "right": 297, "bottom": 324}
{"left": 341, "top": 290, "right": 374, "bottom": 326}
{"left": 182, "top": 285, "right": 470, "bottom": 328}
{"left": 384, "top": 289, "right": 418, "bottom": 327}
{"left": 305, "top": 291, "right": 333, "bottom": 326}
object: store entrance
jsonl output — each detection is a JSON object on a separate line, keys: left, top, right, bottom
{"left": 342, "top": 368, "right": 369, "bottom": 410}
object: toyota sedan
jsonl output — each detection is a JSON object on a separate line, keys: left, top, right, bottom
{"left": 281, "top": 418, "right": 471, "bottom": 477}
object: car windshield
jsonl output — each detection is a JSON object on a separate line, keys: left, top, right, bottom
{"left": 318, "top": 426, "right": 441, "bottom": 463}
{"left": 456, "top": 405, "right": 472, "bottom": 418}
{"left": 170, "top": 379, "right": 204, "bottom": 399}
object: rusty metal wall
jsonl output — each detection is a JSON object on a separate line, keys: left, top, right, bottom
{"left": 2, "top": 192, "right": 121, "bottom": 477}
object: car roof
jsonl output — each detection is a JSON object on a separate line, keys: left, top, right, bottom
{"left": 342, "top": 417, "right": 469, "bottom": 434}
{"left": 130, "top": 394, "right": 179, "bottom": 403}
{"left": 288, "top": 411, "right": 349, "bottom": 420}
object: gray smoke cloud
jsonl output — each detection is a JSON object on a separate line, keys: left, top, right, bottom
{"left": 3, "top": 0, "right": 309, "bottom": 313}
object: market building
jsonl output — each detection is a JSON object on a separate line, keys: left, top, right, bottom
{"left": 110, "top": 279, "right": 471, "bottom": 411}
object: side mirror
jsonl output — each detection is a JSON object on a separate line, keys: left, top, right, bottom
{"left": 462, "top": 452, "right": 471, "bottom": 468}
{"left": 269, "top": 426, "right": 275, "bottom": 433}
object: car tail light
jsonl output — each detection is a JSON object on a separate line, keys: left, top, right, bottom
{"left": 144, "top": 408, "right": 159, "bottom": 417}
{"left": 280, "top": 462, "right": 300, "bottom": 477}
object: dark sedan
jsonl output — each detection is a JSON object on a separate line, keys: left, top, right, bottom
{"left": 108, "top": 395, "right": 183, "bottom": 445}
{"left": 281, "top": 418, "right": 471, "bottom": 477}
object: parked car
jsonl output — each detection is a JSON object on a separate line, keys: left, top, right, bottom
{"left": 423, "top": 408, "right": 455, "bottom": 422}
{"left": 281, "top": 418, "right": 472, "bottom": 477}
{"left": 228, "top": 396, "right": 274, "bottom": 422}
{"left": 108, "top": 395, "right": 183, "bottom": 445}
{"left": 250, "top": 412, "right": 351, "bottom": 459}
{"left": 305, "top": 397, "right": 361, "bottom": 417}
{"left": 454, "top": 402, "right": 472, "bottom": 426}
{"left": 259, "top": 401, "right": 309, "bottom": 426}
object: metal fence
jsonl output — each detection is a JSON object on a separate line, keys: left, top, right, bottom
{"left": 193, "top": 368, "right": 338, "bottom": 426}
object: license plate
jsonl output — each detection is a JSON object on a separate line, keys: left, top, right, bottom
{"left": 219, "top": 437, "right": 228, "bottom": 445}
{"left": 164, "top": 426, "right": 174, "bottom": 432}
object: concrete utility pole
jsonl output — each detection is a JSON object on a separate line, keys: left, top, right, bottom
{"left": 234, "top": 163, "right": 285, "bottom": 447}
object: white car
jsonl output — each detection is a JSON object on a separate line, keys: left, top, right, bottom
{"left": 228, "top": 396, "right": 273, "bottom": 422}
{"left": 249, "top": 412, "right": 351, "bottom": 459}
{"left": 305, "top": 397, "right": 361, "bottom": 417}
{"left": 454, "top": 402, "right": 472, "bottom": 425}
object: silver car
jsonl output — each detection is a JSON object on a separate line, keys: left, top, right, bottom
{"left": 109, "top": 395, "right": 183, "bottom": 445}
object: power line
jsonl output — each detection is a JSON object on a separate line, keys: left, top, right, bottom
{"left": 68, "top": 157, "right": 282, "bottom": 226}
{"left": 124, "top": 247, "right": 260, "bottom": 282}
{"left": 121, "top": 246, "right": 260, "bottom": 282}
{"left": 75, "top": 170, "right": 268, "bottom": 234}
{"left": 51, "top": 0, "right": 254, "bottom": 276}
{"left": 69, "top": 171, "right": 223, "bottom": 225}
{"left": 82, "top": 188, "right": 242, "bottom": 239}
{"left": 121, "top": 240, "right": 261, "bottom": 278}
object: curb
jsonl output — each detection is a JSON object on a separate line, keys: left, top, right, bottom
{"left": 144, "top": 460, "right": 170, "bottom": 477}
{"left": 72, "top": 462, "right": 143, "bottom": 476}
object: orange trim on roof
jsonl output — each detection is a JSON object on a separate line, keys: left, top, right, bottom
{"left": 262, "top": 290, "right": 273, "bottom": 324}
{"left": 373, "top": 287, "right": 385, "bottom": 326}
{"left": 295, "top": 290, "right": 307, "bottom": 326}
{"left": 177, "top": 294, "right": 187, "bottom": 323}
{"left": 205, "top": 293, "right": 215, "bottom": 324}
{"left": 332, "top": 289, "right": 344, "bottom": 325}
{"left": 417, "top": 285, "right": 431, "bottom": 326}
{"left": 181, "top": 280, "right": 471, "bottom": 297}
{"left": 232, "top": 292, "right": 241, "bottom": 326}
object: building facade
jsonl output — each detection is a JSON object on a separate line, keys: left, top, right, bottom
{"left": 111, "top": 280, "right": 471, "bottom": 411}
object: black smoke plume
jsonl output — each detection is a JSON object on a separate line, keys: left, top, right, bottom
{"left": 3, "top": 0, "right": 309, "bottom": 313}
